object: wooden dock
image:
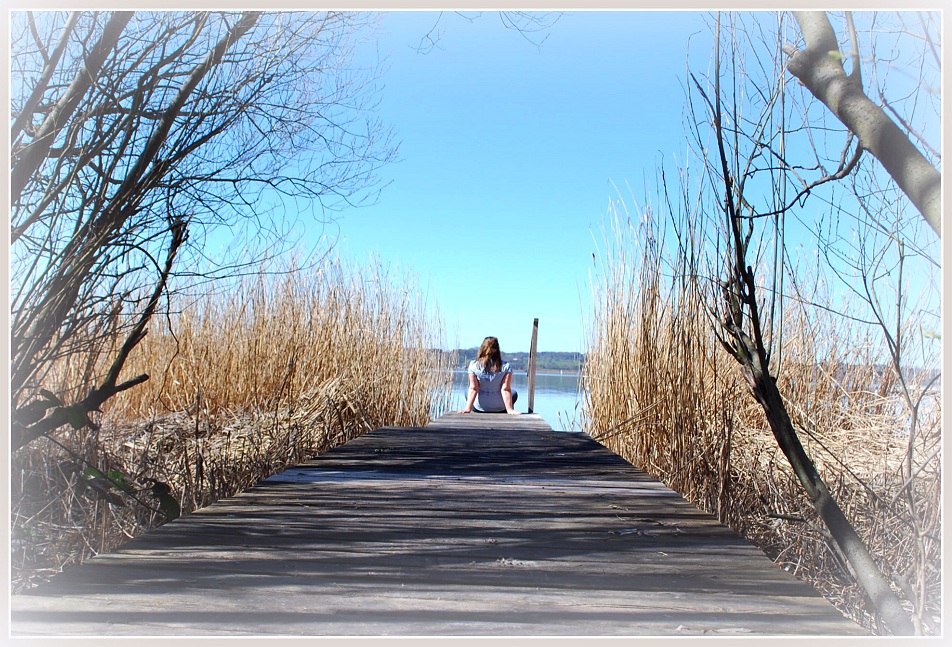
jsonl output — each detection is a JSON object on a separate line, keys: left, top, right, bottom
{"left": 11, "top": 413, "right": 865, "bottom": 637}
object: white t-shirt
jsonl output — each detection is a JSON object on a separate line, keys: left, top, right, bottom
{"left": 468, "top": 360, "right": 512, "bottom": 412}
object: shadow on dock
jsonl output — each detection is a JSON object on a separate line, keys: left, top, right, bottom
{"left": 11, "top": 413, "right": 866, "bottom": 637}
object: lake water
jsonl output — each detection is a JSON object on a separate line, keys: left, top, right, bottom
{"left": 443, "top": 370, "right": 585, "bottom": 432}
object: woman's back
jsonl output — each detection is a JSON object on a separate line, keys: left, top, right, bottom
{"left": 468, "top": 360, "right": 512, "bottom": 412}
{"left": 459, "top": 336, "right": 520, "bottom": 415}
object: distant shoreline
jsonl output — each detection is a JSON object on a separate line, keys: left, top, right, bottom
{"left": 440, "top": 349, "right": 586, "bottom": 376}
{"left": 448, "top": 368, "right": 581, "bottom": 377}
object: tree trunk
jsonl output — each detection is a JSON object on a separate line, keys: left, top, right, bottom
{"left": 732, "top": 327, "right": 915, "bottom": 636}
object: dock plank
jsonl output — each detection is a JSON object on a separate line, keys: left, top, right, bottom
{"left": 11, "top": 413, "right": 865, "bottom": 636}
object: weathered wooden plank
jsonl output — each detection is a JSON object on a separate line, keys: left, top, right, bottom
{"left": 11, "top": 413, "right": 865, "bottom": 636}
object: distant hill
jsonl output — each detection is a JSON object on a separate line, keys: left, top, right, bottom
{"left": 437, "top": 348, "right": 585, "bottom": 374}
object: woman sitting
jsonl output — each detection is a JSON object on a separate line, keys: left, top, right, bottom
{"left": 459, "top": 336, "right": 521, "bottom": 415}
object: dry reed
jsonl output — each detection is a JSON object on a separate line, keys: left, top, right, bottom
{"left": 11, "top": 257, "right": 454, "bottom": 592}
{"left": 583, "top": 201, "right": 941, "bottom": 635}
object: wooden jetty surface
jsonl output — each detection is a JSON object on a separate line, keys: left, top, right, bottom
{"left": 11, "top": 413, "right": 865, "bottom": 637}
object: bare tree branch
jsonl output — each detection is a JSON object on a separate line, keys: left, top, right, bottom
{"left": 784, "top": 11, "right": 940, "bottom": 236}
{"left": 11, "top": 11, "right": 133, "bottom": 199}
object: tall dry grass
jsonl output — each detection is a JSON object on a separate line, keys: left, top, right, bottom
{"left": 11, "top": 257, "right": 454, "bottom": 591}
{"left": 584, "top": 201, "right": 941, "bottom": 634}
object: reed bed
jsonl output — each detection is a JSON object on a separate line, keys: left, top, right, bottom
{"left": 583, "top": 203, "right": 941, "bottom": 635}
{"left": 11, "top": 257, "right": 454, "bottom": 592}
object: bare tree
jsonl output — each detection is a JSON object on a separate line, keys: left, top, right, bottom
{"left": 777, "top": 18, "right": 940, "bottom": 633}
{"left": 11, "top": 11, "right": 396, "bottom": 452}
{"left": 684, "top": 11, "right": 940, "bottom": 635}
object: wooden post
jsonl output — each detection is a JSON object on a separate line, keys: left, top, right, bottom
{"left": 527, "top": 318, "right": 538, "bottom": 414}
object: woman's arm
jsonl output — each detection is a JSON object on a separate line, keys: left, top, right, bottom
{"left": 459, "top": 373, "right": 479, "bottom": 413}
{"left": 501, "top": 372, "right": 520, "bottom": 415}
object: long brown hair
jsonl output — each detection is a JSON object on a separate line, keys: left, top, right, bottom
{"left": 476, "top": 336, "right": 503, "bottom": 373}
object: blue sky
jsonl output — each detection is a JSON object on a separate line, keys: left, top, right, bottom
{"left": 316, "top": 11, "right": 712, "bottom": 353}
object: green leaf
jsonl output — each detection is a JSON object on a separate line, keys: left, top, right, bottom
{"left": 156, "top": 493, "right": 180, "bottom": 520}
{"left": 64, "top": 405, "right": 88, "bottom": 430}
{"left": 83, "top": 466, "right": 108, "bottom": 481}
{"left": 149, "top": 480, "right": 180, "bottom": 519}
{"left": 107, "top": 469, "right": 134, "bottom": 494}
{"left": 81, "top": 467, "right": 127, "bottom": 506}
